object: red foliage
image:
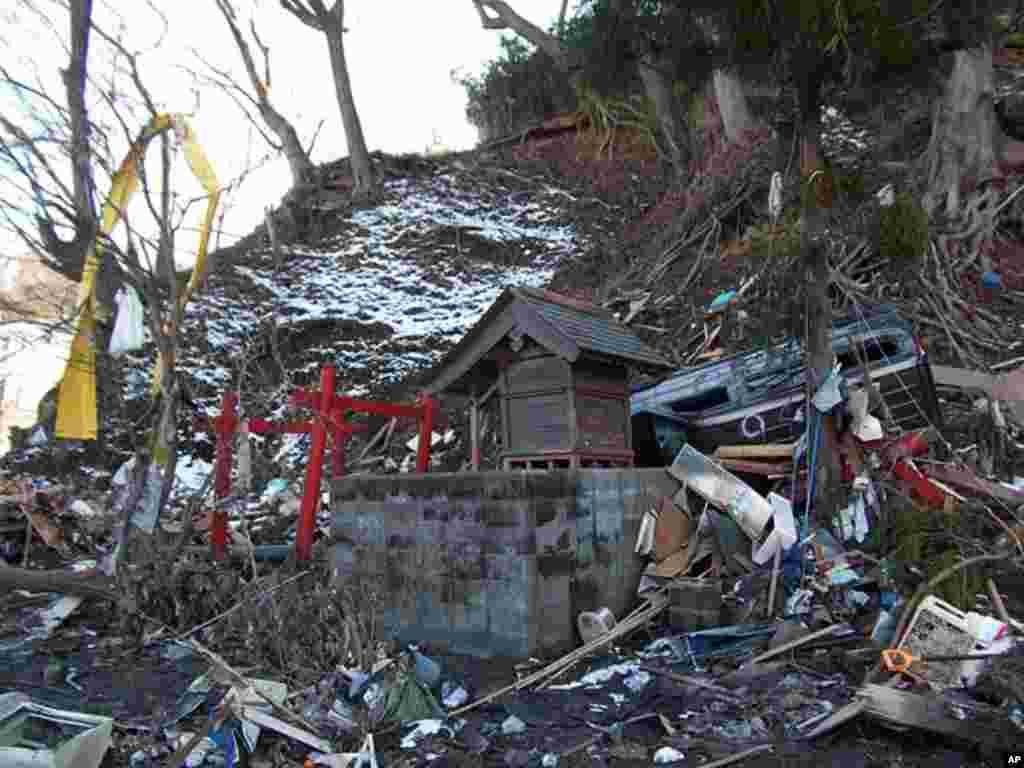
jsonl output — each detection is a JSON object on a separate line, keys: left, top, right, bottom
{"left": 622, "top": 86, "right": 769, "bottom": 244}
{"left": 511, "top": 128, "right": 658, "bottom": 199}
{"left": 989, "top": 237, "right": 1024, "bottom": 289}
{"left": 959, "top": 175, "right": 979, "bottom": 196}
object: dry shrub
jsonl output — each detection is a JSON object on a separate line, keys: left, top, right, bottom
{"left": 210, "top": 559, "right": 386, "bottom": 689}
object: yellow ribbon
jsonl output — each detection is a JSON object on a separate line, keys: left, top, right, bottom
{"left": 56, "top": 114, "right": 220, "bottom": 440}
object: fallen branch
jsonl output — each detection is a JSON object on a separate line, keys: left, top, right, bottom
{"left": 185, "top": 634, "right": 325, "bottom": 737}
{"left": 448, "top": 591, "right": 670, "bottom": 718}
{"left": 0, "top": 564, "right": 134, "bottom": 610}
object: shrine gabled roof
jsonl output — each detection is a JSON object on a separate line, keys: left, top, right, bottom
{"left": 421, "top": 286, "right": 673, "bottom": 397}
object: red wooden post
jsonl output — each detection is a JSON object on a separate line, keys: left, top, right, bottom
{"left": 211, "top": 391, "right": 238, "bottom": 560}
{"left": 416, "top": 395, "right": 435, "bottom": 473}
{"left": 297, "top": 366, "right": 335, "bottom": 562}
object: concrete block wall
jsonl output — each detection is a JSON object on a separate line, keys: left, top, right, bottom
{"left": 331, "top": 469, "right": 678, "bottom": 658}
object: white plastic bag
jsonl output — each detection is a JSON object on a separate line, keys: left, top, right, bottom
{"left": 109, "top": 286, "right": 145, "bottom": 356}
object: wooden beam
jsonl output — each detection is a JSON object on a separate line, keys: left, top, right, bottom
{"left": 747, "top": 624, "right": 844, "bottom": 666}
{"left": 801, "top": 699, "right": 866, "bottom": 740}
{"left": 470, "top": 397, "right": 480, "bottom": 471}
{"left": 931, "top": 364, "right": 996, "bottom": 394}
{"left": 0, "top": 564, "right": 131, "bottom": 608}
{"left": 715, "top": 443, "right": 796, "bottom": 460}
{"left": 478, "top": 378, "right": 501, "bottom": 407}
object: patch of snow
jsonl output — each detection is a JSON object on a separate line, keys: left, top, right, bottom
{"left": 549, "top": 662, "right": 641, "bottom": 690}
{"left": 187, "top": 171, "right": 582, "bottom": 361}
{"left": 401, "top": 719, "right": 448, "bottom": 749}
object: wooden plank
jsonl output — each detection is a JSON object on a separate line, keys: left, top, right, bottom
{"left": 802, "top": 699, "right": 866, "bottom": 740}
{"left": 717, "top": 458, "right": 792, "bottom": 478}
{"left": 715, "top": 443, "right": 796, "bottom": 460}
{"left": 857, "top": 683, "right": 1017, "bottom": 748}
{"left": 924, "top": 463, "right": 1024, "bottom": 503}
{"left": 240, "top": 707, "right": 332, "bottom": 753}
{"left": 747, "top": 624, "right": 844, "bottom": 666}
{"left": 931, "top": 365, "right": 995, "bottom": 394}
{"left": 639, "top": 666, "right": 744, "bottom": 704}
{"left": 699, "top": 744, "right": 774, "bottom": 768}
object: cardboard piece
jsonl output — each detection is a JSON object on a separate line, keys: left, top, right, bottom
{"left": 653, "top": 497, "right": 689, "bottom": 562}
{"left": 651, "top": 550, "right": 689, "bottom": 578}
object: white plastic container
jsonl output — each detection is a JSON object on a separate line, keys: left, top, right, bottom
{"left": 897, "top": 596, "right": 1009, "bottom": 690}
{"left": 578, "top": 607, "right": 617, "bottom": 645}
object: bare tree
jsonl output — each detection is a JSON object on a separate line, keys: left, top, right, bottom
{"left": 473, "top": 0, "right": 576, "bottom": 65}
{"left": 279, "top": 0, "right": 374, "bottom": 201}
{"left": 39, "top": 0, "right": 99, "bottom": 285}
{"left": 922, "top": 0, "right": 1022, "bottom": 217}
{"left": 211, "top": 0, "right": 314, "bottom": 189}
{"left": 0, "top": 1, "right": 239, "bottom": 560}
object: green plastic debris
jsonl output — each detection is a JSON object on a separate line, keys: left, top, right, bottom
{"left": 376, "top": 675, "right": 443, "bottom": 726}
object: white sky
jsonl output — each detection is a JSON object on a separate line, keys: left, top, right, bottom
{"left": 4, "top": 0, "right": 565, "bottom": 266}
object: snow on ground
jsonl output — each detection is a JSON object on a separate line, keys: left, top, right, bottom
{"left": 167, "top": 163, "right": 584, "bottom": 424}
{"left": 216, "top": 175, "right": 573, "bottom": 342}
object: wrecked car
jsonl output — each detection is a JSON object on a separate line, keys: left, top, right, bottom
{"left": 631, "top": 306, "right": 942, "bottom": 465}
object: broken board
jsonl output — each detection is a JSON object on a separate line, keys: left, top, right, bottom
{"left": 858, "top": 683, "right": 1017, "bottom": 749}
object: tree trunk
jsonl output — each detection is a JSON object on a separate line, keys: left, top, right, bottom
{"left": 214, "top": 0, "right": 314, "bottom": 188}
{"left": 713, "top": 69, "right": 760, "bottom": 146}
{"left": 638, "top": 51, "right": 690, "bottom": 175}
{"left": 923, "top": 46, "right": 1001, "bottom": 218}
{"left": 264, "top": 104, "right": 315, "bottom": 187}
{"left": 60, "top": 0, "right": 98, "bottom": 278}
{"left": 799, "top": 114, "right": 841, "bottom": 530}
{"left": 473, "top": 0, "right": 571, "bottom": 64}
{"left": 323, "top": 9, "right": 374, "bottom": 201}
{"left": 38, "top": 0, "right": 98, "bottom": 284}
{"left": 0, "top": 564, "right": 131, "bottom": 607}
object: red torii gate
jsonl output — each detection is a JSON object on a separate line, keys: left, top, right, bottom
{"left": 205, "top": 366, "right": 437, "bottom": 562}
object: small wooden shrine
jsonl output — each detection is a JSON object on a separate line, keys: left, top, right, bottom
{"left": 422, "top": 287, "right": 673, "bottom": 470}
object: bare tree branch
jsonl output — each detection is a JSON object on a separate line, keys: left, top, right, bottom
{"left": 213, "top": 0, "right": 314, "bottom": 186}
{"left": 279, "top": 0, "right": 322, "bottom": 30}
{"left": 280, "top": 0, "right": 374, "bottom": 199}
{"left": 471, "top": 0, "right": 569, "bottom": 62}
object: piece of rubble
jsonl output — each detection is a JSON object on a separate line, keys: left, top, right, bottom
{"left": 857, "top": 683, "right": 1019, "bottom": 748}
{"left": 653, "top": 746, "right": 686, "bottom": 764}
{"left": 668, "top": 445, "right": 772, "bottom": 543}
{"left": 0, "top": 692, "right": 113, "bottom": 768}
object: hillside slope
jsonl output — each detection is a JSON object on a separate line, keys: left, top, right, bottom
{"left": 10, "top": 64, "right": 1024, "bottom": 487}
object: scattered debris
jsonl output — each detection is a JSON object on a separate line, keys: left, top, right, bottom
{"left": 0, "top": 692, "right": 113, "bottom": 768}
{"left": 5, "top": 177, "right": 1024, "bottom": 768}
